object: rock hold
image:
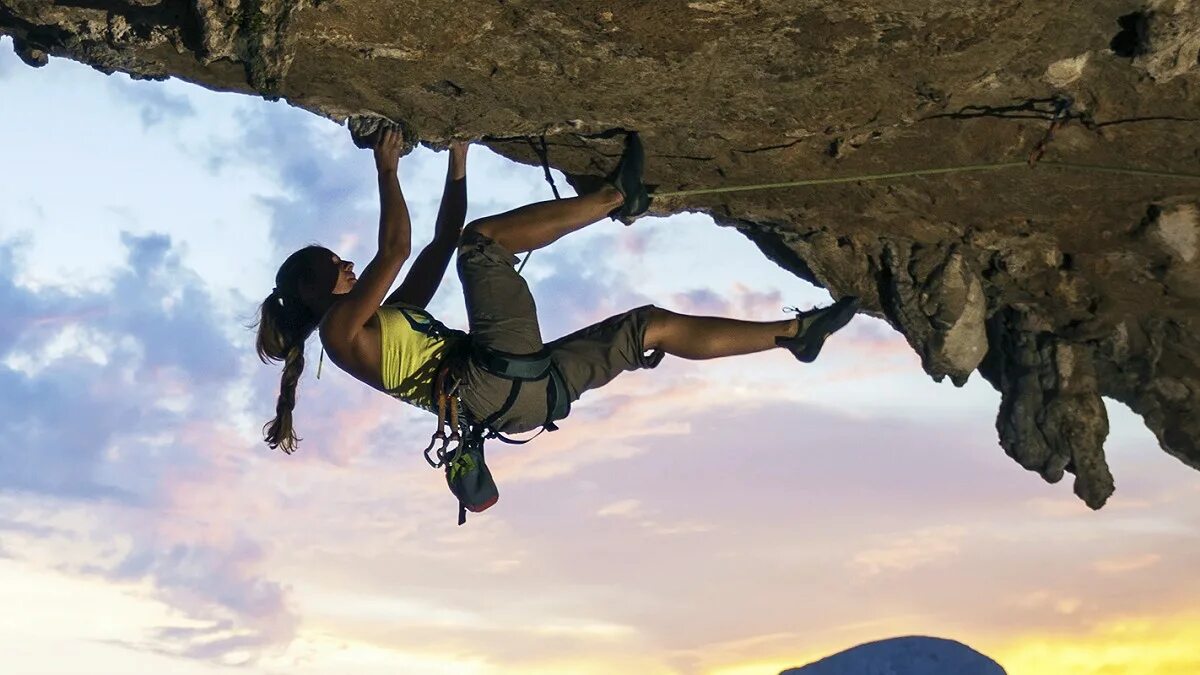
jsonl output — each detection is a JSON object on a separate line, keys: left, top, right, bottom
{"left": 346, "top": 114, "right": 418, "bottom": 153}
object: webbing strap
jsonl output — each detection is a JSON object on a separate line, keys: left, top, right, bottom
{"left": 491, "top": 427, "right": 545, "bottom": 445}
{"left": 476, "top": 362, "right": 571, "bottom": 444}
{"left": 547, "top": 364, "right": 570, "bottom": 423}
{"left": 472, "top": 345, "right": 553, "bottom": 380}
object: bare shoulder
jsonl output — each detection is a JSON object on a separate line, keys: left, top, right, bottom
{"left": 319, "top": 306, "right": 386, "bottom": 390}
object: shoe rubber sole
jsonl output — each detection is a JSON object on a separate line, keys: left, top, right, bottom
{"left": 607, "top": 132, "right": 650, "bottom": 223}
{"left": 792, "top": 296, "right": 860, "bottom": 363}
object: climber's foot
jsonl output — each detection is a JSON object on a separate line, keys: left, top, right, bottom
{"left": 776, "top": 296, "right": 861, "bottom": 363}
{"left": 605, "top": 132, "right": 651, "bottom": 225}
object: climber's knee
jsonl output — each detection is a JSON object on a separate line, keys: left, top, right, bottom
{"left": 464, "top": 217, "right": 495, "bottom": 241}
{"left": 640, "top": 306, "right": 678, "bottom": 351}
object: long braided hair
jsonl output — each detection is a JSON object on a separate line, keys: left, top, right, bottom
{"left": 254, "top": 246, "right": 339, "bottom": 453}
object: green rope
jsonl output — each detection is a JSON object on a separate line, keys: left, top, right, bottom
{"left": 652, "top": 160, "right": 1200, "bottom": 199}
{"left": 1039, "top": 161, "right": 1200, "bottom": 182}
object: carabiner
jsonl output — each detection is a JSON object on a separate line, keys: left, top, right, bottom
{"left": 423, "top": 430, "right": 448, "bottom": 468}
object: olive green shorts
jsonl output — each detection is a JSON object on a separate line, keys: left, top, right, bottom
{"left": 455, "top": 229, "right": 663, "bottom": 433}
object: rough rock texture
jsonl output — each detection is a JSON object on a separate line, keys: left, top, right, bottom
{"left": 4, "top": 0, "right": 1199, "bottom": 508}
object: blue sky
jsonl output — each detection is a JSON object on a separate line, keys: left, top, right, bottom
{"left": 1, "top": 37, "right": 1199, "bottom": 675}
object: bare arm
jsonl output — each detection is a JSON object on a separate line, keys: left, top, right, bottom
{"left": 386, "top": 142, "right": 468, "bottom": 309}
{"left": 322, "top": 129, "right": 412, "bottom": 347}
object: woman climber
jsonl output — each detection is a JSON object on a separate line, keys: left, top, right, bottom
{"left": 255, "top": 128, "right": 859, "bottom": 458}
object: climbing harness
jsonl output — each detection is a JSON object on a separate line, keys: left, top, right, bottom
{"left": 404, "top": 149, "right": 572, "bottom": 523}
{"left": 419, "top": 336, "right": 572, "bottom": 525}
{"left": 470, "top": 343, "right": 571, "bottom": 439}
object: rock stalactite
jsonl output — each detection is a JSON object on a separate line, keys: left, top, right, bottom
{"left": 4, "top": 0, "right": 1199, "bottom": 508}
{"left": 980, "top": 309, "right": 1114, "bottom": 508}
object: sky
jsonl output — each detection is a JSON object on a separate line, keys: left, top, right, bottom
{"left": 1, "top": 37, "right": 1199, "bottom": 675}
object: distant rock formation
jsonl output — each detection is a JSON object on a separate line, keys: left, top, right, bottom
{"left": 781, "top": 635, "right": 1006, "bottom": 675}
{"left": 3, "top": 1, "right": 1199, "bottom": 507}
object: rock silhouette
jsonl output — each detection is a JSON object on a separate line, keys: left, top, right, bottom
{"left": 781, "top": 635, "right": 1006, "bottom": 675}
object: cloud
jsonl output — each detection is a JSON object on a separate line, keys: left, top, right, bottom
{"left": 1092, "top": 553, "right": 1162, "bottom": 574}
{"left": 667, "top": 284, "right": 784, "bottom": 318}
{"left": 103, "top": 536, "right": 297, "bottom": 663}
{"left": 199, "top": 103, "right": 374, "bottom": 253}
{"left": 0, "top": 233, "right": 238, "bottom": 498}
{"left": 108, "top": 75, "right": 196, "bottom": 128}
{"left": 0, "top": 233, "right": 298, "bottom": 662}
{"left": 525, "top": 233, "right": 655, "bottom": 339}
{"left": 593, "top": 496, "right": 710, "bottom": 534}
{"left": 596, "top": 498, "right": 641, "bottom": 517}
{"left": 1006, "top": 590, "right": 1084, "bottom": 615}
{"left": 292, "top": 396, "right": 1034, "bottom": 666}
{"left": 849, "top": 526, "right": 968, "bottom": 577}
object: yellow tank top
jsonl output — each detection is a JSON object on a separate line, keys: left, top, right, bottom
{"left": 378, "top": 302, "right": 459, "bottom": 412}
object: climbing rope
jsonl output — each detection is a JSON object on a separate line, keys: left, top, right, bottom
{"left": 515, "top": 135, "right": 563, "bottom": 275}
{"left": 652, "top": 160, "right": 1200, "bottom": 199}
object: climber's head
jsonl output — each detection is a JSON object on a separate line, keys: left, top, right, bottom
{"left": 252, "top": 245, "right": 356, "bottom": 453}
{"left": 266, "top": 245, "right": 356, "bottom": 318}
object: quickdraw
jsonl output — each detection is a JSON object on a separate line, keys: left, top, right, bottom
{"left": 422, "top": 364, "right": 462, "bottom": 469}
{"left": 1028, "top": 97, "right": 1073, "bottom": 167}
{"left": 421, "top": 354, "right": 501, "bottom": 525}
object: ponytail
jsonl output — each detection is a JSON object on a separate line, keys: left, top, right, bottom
{"left": 264, "top": 343, "right": 305, "bottom": 453}
{"left": 255, "top": 288, "right": 317, "bottom": 454}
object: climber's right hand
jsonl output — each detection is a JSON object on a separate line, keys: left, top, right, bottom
{"left": 374, "top": 128, "right": 404, "bottom": 173}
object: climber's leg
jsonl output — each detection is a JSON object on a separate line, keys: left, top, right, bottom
{"left": 465, "top": 187, "right": 623, "bottom": 255}
{"left": 642, "top": 308, "right": 801, "bottom": 360}
{"left": 546, "top": 299, "right": 858, "bottom": 409}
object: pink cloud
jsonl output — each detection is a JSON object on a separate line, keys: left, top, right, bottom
{"left": 666, "top": 283, "right": 784, "bottom": 319}
{"left": 850, "top": 526, "right": 968, "bottom": 576}
{"left": 1092, "top": 553, "right": 1162, "bottom": 574}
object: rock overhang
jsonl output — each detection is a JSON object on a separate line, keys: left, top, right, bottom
{"left": 3, "top": 0, "right": 1199, "bottom": 508}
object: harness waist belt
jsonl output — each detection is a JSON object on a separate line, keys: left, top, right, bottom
{"left": 470, "top": 345, "right": 553, "bottom": 381}
{"left": 470, "top": 344, "right": 571, "bottom": 433}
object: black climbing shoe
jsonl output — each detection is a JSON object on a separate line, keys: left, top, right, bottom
{"left": 776, "top": 296, "right": 861, "bottom": 363}
{"left": 605, "top": 132, "right": 651, "bottom": 224}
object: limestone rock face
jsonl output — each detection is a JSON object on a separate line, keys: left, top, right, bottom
{"left": 4, "top": 0, "right": 1199, "bottom": 508}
